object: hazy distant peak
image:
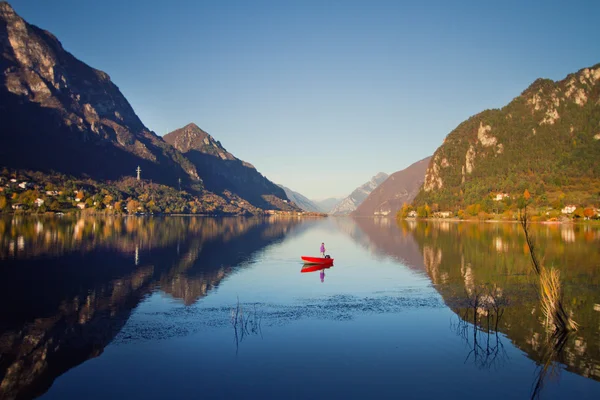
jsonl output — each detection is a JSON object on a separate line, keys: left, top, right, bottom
{"left": 329, "top": 172, "right": 389, "bottom": 215}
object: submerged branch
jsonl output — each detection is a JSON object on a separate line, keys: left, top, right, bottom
{"left": 518, "top": 206, "right": 577, "bottom": 334}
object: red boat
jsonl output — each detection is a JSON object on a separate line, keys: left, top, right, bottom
{"left": 301, "top": 264, "right": 333, "bottom": 273}
{"left": 301, "top": 256, "right": 334, "bottom": 264}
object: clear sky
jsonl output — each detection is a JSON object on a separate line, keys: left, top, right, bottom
{"left": 8, "top": 0, "right": 600, "bottom": 199}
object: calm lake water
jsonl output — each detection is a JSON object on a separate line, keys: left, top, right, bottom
{"left": 0, "top": 216, "right": 599, "bottom": 399}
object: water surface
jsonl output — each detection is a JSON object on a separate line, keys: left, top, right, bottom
{"left": 0, "top": 216, "right": 599, "bottom": 399}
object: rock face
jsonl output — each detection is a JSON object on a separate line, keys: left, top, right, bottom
{"left": 352, "top": 157, "right": 431, "bottom": 217}
{"left": 164, "top": 123, "right": 294, "bottom": 210}
{"left": 0, "top": 2, "right": 200, "bottom": 188}
{"left": 330, "top": 172, "right": 389, "bottom": 215}
{"left": 415, "top": 63, "right": 600, "bottom": 209}
{"left": 278, "top": 184, "right": 323, "bottom": 212}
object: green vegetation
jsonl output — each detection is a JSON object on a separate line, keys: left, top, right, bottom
{"left": 413, "top": 65, "right": 600, "bottom": 218}
{"left": 402, "top": 219, "right": 600, "bottom": 381}
{"left": 0, "top": 169, "right": 263, "bottom": 215}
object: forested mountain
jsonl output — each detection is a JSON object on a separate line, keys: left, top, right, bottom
{"left": 330, "top": 172, "right": 388, "bottom": 215}
{"left": 0, "top": 2, "right": 199, "bottom": 189}
{"left": 352, "top": 157, "right": 430, "bottom": 216}
{"left": 414, "top": 64, "right": 600, "bottom": 211}
{"left": 164, "top": 123, "right": 296, "bottom": 211}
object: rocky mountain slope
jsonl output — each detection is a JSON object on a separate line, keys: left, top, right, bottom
{"left": 0, "top": 2, "right": 200, "bottom": 189}
{"left": 278, "top": 184, "right": 323, "bottom": 212}
{"left": 164, "top": 123, "right": 296, "bottom": 211}
{"left": 352, "top": 157, "right": 431, "bottom": 216}
{"left": 414, "top": 64, "right": 600, "bottom": 211}
{"left": 330, "top": 172, "right": 388, "bottom": 215}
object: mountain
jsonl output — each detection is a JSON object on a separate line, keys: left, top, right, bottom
{"left": 0, "top": 2, "right": 200, "bottom": 189}
{"left": 278, "top": 184, "right": 323, "bottom": 212}
{"left": 313, "top": 197, "right": 342, "bottom": 213}
{"left": 163, "top": 123, "right": 295, "bottom": 211}
{"left": 329, "top": 172, "right": 389, "bottom": 215}
{"left": 352, "top": 157, "right": 431, "bottom": 217}
{"left": 414, "top": 64, "right": 600, "bottom": 211}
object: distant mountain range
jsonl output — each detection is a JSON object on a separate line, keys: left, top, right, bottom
{"left": 353, "top": 157, "right": 431, "bottom": 217}
{"left": 415, "top": 63, "right": 600, "bottom": 211}
{"left": 329, "top": 172, "right": 388, "bottom": 215}
{"left": 277, "top": 185, "right": 323, "bottom": 213}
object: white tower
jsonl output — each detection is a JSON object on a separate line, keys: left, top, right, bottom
{"left": 136, "top": 166, "right": 141, "bottom": 181}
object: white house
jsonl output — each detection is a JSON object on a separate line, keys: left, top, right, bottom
{"left": 35, "top": 198, "right": 44, "bottom": 207}
{"left": 561, "top": 205, "right": 577, "bottom": 214}
{"left": 493, "top": 193, "right": 510, "bottom": 201}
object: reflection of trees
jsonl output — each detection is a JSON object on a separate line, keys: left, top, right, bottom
{"left": 404, "top": 220, "right": 600, "bottom": 383}
{"left": 0, "top": 216, "right": 300, "bottom": 400}
{"left": 450, "top": 284, "right": 508, "bottom": 370}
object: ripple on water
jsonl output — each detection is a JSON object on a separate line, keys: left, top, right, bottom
{"left": 114, "top": 292, "right": 444, "bottom": 344}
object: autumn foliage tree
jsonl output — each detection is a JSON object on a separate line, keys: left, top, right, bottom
{"left": 583, "top": 207, "right": 595, "bottom": 219}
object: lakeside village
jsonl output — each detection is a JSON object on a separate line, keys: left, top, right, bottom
{"left": 395, "top": 190, "right": 600, "bottom": 222}
{"left": 1, "top": 168, "right": 598, "bottom": 221}
{"left": 0, "top": 168, "right": 323, "bottom": 217}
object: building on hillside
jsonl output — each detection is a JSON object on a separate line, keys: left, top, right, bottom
{"left": 561, "top": 205, "right": 577, "bottom": 214}
{"left": 35, "top": 198, "right": 44, "bottom": 207}
{"left": 493, "top": 193, "right": 510, "bottom": 201}
{"left": 77, "top": 203, "right": 86, "bottom": 210}
{"left": 11, "top": 203, "right": 26, "bottom": 210}
{"left": 408, "top": 211, "right": 417, "bottom": 218}
{"left": 434, "top": 211, "right": 453, "bottom": 218}
{"left": 374, "top": 210, "right": 391, "bottom": 216}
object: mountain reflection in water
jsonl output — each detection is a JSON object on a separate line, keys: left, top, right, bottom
{"left": 0, "top": 216, "right": 304, "bottom": 400}
{"left": 350, "top": 217, "right": 600, "bottom": 385}
{"left": 1, "top": 216, "right": 599, "bottom": 400}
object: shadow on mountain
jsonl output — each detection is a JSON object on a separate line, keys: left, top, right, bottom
{"left": 0, "top": 15, "right": 196, "bottom": 189}
{"left": 183, "top": 149, "right": 288, "bottom": 210}
{"left": 0, "top": 215, "right": 301, "bottom": 400}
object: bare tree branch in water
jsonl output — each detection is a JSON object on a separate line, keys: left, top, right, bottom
{"left": 518, "top": 204, "right": 578, "bottom": 333}
{"left": 230, "top": 297, "right": 262, "bottom": 354}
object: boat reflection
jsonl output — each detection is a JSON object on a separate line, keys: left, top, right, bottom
{"left": 301, "top": 263, "right": 333, "bottom": 273}
{"left": 301, "top": 263, "right": 333, "bottom": 282}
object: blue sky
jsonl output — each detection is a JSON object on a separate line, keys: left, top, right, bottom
{"left": 9, "top": 0, "right": 600, "bottom": 199}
